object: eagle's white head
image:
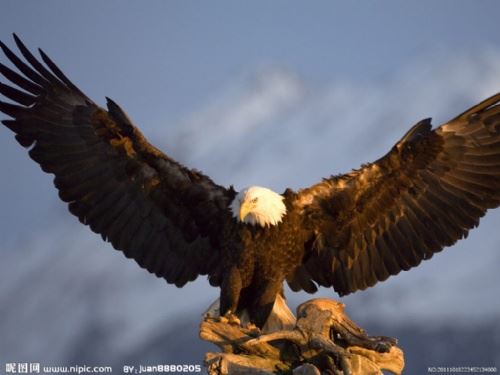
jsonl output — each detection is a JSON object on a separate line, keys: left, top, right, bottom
{"left": 230, "top": 186, "right": 287, "bottom": 227}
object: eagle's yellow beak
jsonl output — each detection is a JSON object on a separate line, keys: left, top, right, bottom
{"left": 239, "top": 201, "right": 251, "bottom": 222}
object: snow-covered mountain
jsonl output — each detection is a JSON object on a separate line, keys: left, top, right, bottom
{"left": 1, "top": 49, "right": 500, "bottom": 372}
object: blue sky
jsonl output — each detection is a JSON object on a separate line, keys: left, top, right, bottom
{"left": 3, "top": 1, "right": 500, "bottom": 118}
{"left": 1, "top": 0, "right": 500, "bottom": 368}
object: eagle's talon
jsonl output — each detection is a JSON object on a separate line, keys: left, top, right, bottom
{"left": 244, "top": 322, "right": 261, "bottom": 336}
{"left": 218, "top": 316, "right": 229, "bottom": 324}
{"left": 227, "top": 314, "right": 241, "bottom": 326}
{"left": 219, "top": 310, "right": 241, "bottom": 326}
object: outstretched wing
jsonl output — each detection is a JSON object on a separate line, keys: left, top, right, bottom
{"left": 288, "top": 93, "right": 500, "bottom": 296}
{"left": 0, "top": 34, "right": 235, "bottom": 287}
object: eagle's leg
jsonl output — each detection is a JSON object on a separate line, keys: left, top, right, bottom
{"left": 219, "top": 266, "right": 242, "bottom": 326}
{"left": 247, "top": 280, "right": 283, "bottom": 329}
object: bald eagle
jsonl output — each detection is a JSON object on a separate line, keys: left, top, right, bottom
{"left": 1, "top": 35, "right": 500, "bottom": 328}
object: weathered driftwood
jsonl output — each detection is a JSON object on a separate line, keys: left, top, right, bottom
{"left": 200, "top": 296, "right": 404, "bottom": 375}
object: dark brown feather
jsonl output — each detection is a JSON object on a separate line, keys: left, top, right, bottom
{"left": 291, "top": 92, "right": 500, "bottom": 296}
{"left": 0, "top": 35, "right": 234, "bottom": 288}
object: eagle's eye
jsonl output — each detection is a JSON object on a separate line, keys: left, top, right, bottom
{"left": 251, "top": 197, "right": 258, "bottom": 204}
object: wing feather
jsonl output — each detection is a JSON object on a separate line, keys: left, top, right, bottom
{"left": 291, "top": 93, "right": 500, "bottom": 295}
{"left": 0, "top": 35, "right": 234, "bottom": 286}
